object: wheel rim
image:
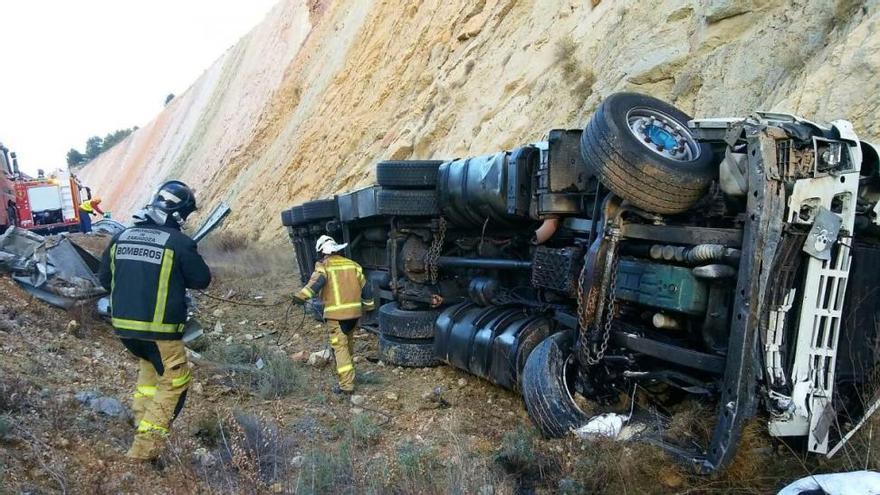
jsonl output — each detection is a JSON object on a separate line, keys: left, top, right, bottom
{"left": 626, "top": 107, "right": 701, "bottom": 162}
{"left": 562, "top": 354, "right": 587, "bottom": 415}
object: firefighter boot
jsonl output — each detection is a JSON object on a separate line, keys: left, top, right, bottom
{"left": 329, "top": 322, "right": 355, "bottom": 392}
{"left": 127, "top": 341, "right": 191, "bottom": 460}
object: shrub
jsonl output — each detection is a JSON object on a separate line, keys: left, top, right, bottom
{"left": 495, "top": 426, "right": 537, "bottom": 472}
{"left": 350, "top": 413, "right": 382, "bottom": 446}
{"left": 294, "top": 442, "right": 355, "bottom": 494}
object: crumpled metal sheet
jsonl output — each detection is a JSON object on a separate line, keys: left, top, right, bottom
{"left": 192, "top": 202, "right": 231, "bottom": 243}
{"left": 0, "top": 227, "right": 107, "bottom": 307}
{"left": 92, "top": 219, "right": 126, "bottom": 236}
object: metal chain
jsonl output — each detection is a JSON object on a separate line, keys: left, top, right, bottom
{"left": 582, "top": 234, "right": 620, "bottom": 366}
{"left": 591, "top": 246, "right": 619, "bottom": 364}
{"left": 426, "top": 217, "right": 447, "bottom": 284}
{"left": 576, "top": 259, "right": 591, "bottom": 332}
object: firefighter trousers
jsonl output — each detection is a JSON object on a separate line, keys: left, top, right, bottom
{"left": 329, "top": 319, "right": 357, "bottom": 392}
{"left": 120, "top": 338, "right": 191, "bottom": 460}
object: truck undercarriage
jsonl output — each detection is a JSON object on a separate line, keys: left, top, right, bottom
{"left": 282, "top": 93, "right": 880, "bottom": 472}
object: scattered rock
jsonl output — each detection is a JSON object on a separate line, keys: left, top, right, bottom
{"left": 213, "top": 322, "right": 223, "bottom": 334}
{"left": 308, "top": 349, "right": 332, "bottom": 367}
{"left": 76, "top": 391, "right": 128, "bottom": 418}
{"left": 384, "top": 392, "right": 398, "bottom": 401}
{"left": 91, "top": 397, "right": 127, "bottom": 417}
{"left": 56, "top": 438, "right": 70, "bottom": 448}
{"left": 478, "top": 484, "right": 495, "bottom": 495}
{"left": 244, "top": 333, "right": 254, "bottom": 341}
{"left": 74, "top": 390, "right": 99, "bottom": 403}
{"left": 353, "top": 356, "right": 361, "bottom": 363}
{"left": 351, "top": 407, "right": 364, "bottom": 415}
{"left": 457, "top": 378, "right": 467, "bottom": 387}
{"left": 270, "top": 482, "right": 283, "bottom": 493}
{"left": 290, "top": 351, "right": 309, "bottom": 363}
{"left": 290, "top": 455, "right": 304, "bottom": 468}
{"left": 192, "top": 382, "right": 204, "bottom": 395}
{"left": 659, "top": 468, "right": 684, "bottom": 489}
{"left": 66, "top": 320, "right": 79, "bottom": 334}
{"left": 212, "top": 308, "right": 224, "bottom": 318}
{"left": 420, "top": 387, "right": 450, "bottom": 409}
{"left": 194, "top": 447, "right": 217, "bottom": 468}
{"left": 350, "top": 395, "right": 365, "bottom": 406}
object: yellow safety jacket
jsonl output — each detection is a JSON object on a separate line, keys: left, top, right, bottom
{"left": 80, "top": 200, "right": 95, "bottom": 213}
{"left": 298, "top": 254, "right": 374, "bottom": 321}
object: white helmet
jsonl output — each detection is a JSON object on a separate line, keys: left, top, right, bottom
{"left": 315, "top": 235, "right": 347, "bottom": 254}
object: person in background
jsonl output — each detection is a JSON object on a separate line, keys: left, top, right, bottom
{"left": 79, "top": 197, "right": 104, "bottom": 233}
{"left": 294, "top": 235, "right": 375, "bottom": 394}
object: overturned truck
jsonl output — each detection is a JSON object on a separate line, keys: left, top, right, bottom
{"left": 282, "top": 93, "right": 880, "bottom": 472}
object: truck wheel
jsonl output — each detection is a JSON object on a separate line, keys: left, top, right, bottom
{"left": 281, "top": 209, "right": 294, "bottom": 227}
{"left": 378, "top": 302, "right": 440, "bottom": 339}
{"left": 301, "top": 199, "right": 337, "bottom": 221}
{"left": 580, "top": 92, "right": 715, "bottom": 214}
{"left": 376, "top": 160, "right": 444, "bottom": 188}
{"left": 376, "top": 189, "right": 439, "bottom": 216}
{"left": 378, "top": 334, "right": 439, "bottom": 367}
{"left": 521, "top": 331, "right": 589, "bottom": 437}
{"left": 291, "top": 206, "right": 307, "bottom": 225}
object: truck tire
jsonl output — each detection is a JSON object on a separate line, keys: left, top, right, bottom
{"left": 291, "top": 206, "right": 307, "bottom": 225}
{"left": 521, "top": 331, "right": 589, "bottom": 437}
{"left": 580, "top": 92, "right": 715, "bottom": 214}
{"left": 301, "top": 199, "right": 337, "bottom": 221}
{"left": 376, "top": 160, "right": 444, "bottom": 188}
{"left": 378, "top": 302, "right": 440, "bottom": 339}
{"left": 378, "top": 335, "right": 439, "bottom": 367}
{"left": 281, "top": 209, "right": 294, "bottom": 226}
{"left": 376, "top": 189, "right": 439, "bottom": 216}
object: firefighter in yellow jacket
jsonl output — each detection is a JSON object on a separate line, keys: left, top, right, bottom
{"left": 294, "top": 235, "right": 374, "bottom": 394}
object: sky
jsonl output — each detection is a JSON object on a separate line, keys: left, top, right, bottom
{"left": 0, "top": 0, "right": 279, "bottom": 174}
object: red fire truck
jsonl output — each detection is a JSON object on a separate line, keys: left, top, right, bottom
{"left": 0, "top": 143, "right": 88, "bottom": 234}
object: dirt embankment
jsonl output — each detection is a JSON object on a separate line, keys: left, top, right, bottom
{"left": 78, "top": 0, "right": 880, "bottom": 240}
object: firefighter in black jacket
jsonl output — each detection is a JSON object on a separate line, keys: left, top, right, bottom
{"left": 98, "top": 180, "right": 211, "bottom": 461}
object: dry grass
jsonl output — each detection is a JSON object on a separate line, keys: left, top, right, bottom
{"left": 0, "top": 369, "right": 33, "bottom": 413}
{"left": 203, "top": 343, "right": 305, "bottom": 399}
{"left": 554, "top": 36, "right": 580, "bottom": 82}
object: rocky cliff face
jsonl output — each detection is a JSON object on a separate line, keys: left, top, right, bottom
{"left": 79, "top": 0, "right": 880, "bottom": 239}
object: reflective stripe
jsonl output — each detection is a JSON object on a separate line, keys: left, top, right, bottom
{"left": 137, "top": 419, "right": 169, "bottom": 435}
{"left": 337, "top": 364, "right": 354, "bottom": 374}
{"left": 112, "top": 318, "right": 184, "bottom": 333}
{"left": 327, "top": 266, "right": 357, "bottom": 309}
{"left": 324, "top": 302, "right": 362, "bottom": 313}
{"left": 301, "top": 287, "right": 315, "bottom": 298}
{"left": 330, "top": 336, "right": 339, "bottom": 344}
{"left": 112, "top": 249, "right": 182, "bottom": 334}
{"left": 153, "top": 249, "right": 174, "bottom": 324}
{"left": 362, "top": 299, "right": 375, "bottom": 309}
{"left": 326, "top": 265, "right": 357, "bottom": 272}
{"left": 110, "top": 245, "right": 116, "bottom": 302}
{"left": 135, "top": 385, "right": 157, "bottom": 398}
{"left": 172, "top": 371, "right": 191, "bottom": 388}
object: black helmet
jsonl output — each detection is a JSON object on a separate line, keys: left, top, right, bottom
{"left": 150, "top": 180, "right": 197, "bottom": 221}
